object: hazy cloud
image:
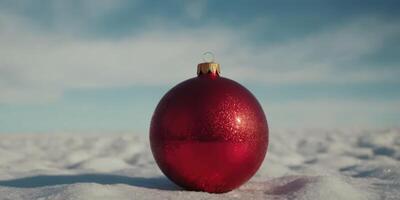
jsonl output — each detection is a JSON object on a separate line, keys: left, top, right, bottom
{"left": 265, "top": 98, "right": 400, "bottom": 129}
{"left": 0, "top": 11, "right": 399, "bottom": 104}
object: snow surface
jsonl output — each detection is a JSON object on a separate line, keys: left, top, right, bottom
{"left": 0, "top": 129, "right": 399, "bottom": 200}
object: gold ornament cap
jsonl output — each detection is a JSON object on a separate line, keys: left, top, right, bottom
{"left": 197, "top": 52, "right": 220, "bottom": 76}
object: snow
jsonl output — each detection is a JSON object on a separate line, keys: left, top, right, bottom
{"left": 0, "top": 129, "right": 399, "bottom": 200}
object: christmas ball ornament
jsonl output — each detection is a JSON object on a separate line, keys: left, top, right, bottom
{"left": 150, "top": 53, "right": 268, "bottom": 193}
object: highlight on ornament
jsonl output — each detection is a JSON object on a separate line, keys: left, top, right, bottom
{"left": 150, "top": 53, "right": 269, "bottom": 193}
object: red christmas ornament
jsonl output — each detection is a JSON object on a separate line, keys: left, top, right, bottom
{"left": 150, "top": 53, "right": 268, "bottom": 193}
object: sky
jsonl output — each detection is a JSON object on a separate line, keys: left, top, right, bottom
{"left": 0, "top": 0, "right": 399, "bottom": 134}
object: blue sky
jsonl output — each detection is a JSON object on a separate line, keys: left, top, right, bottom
{"left": 0, "top": 0, "right": 399, "bottom": 133}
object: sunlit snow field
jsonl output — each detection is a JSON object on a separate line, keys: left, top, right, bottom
{"left": 0, "top": 129, "right": 399, "bottom": 200}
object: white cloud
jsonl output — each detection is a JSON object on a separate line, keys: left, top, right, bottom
{"left": 49, "top": 0, "right": 129, "bottom": 32}
{"left": 0, "top": 12, "right": 399, "bottom": 104}
{"left": 222, "top": 17, "right": 400, "bottom": 84}
{"left": 264, "top": 98, "right": 400, "bottom": 130}
{"left": 183, "top": 0, "right": 207, "bottom": 20}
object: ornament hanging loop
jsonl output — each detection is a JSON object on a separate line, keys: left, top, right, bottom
{"left": 202, "top": 52, "right": 215, "bottom": 63}
{"left": 197, "top": 52, "right": 220, "bottom": 76}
